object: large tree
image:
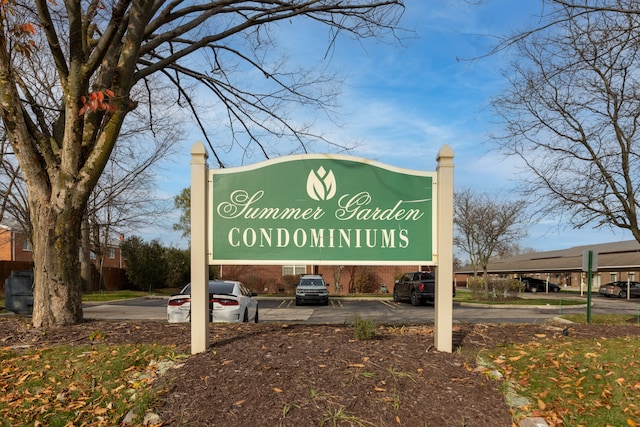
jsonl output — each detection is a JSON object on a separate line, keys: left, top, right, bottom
{"left": 0, "top": 103, "right": 178, "bottom": 293}
{"left": 0, "top": 1, "right": 404, "bottom": 327}
{"left": 453, "top": 188, "right": 527, "bottom": 278}
{"left": 491, "top": 0, "right": 640, "bottom": 244}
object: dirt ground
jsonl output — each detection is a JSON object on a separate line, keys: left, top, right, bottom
{"left": 2, "top": 316, "right": 639, "bottom": 427}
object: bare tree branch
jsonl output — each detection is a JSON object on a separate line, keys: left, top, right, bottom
{"left": 0, "top": 0, "right": 406, "bottom": 326}
{"left": 491, "top": 0, "right": 640, "bottom": 243}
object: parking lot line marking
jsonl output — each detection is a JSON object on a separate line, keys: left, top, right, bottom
{"left": 261, "top": 308, "right": 313, "bottom": 321}
{"left": 379, "top": 300, "right": 398, "bottom": 308}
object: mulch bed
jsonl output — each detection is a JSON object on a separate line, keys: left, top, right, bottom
{"left": 1, "top": 316, "right": 639, "bottom": 426}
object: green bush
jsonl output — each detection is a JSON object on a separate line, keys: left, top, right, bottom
{"left": 279, "top": 274, "right": 300, "bottom": 294}
{"left": 487, "top": 278, "right": 522, "bottom": 298}
{"left": 353, "top": 268, "right": 381, "bottom": 293}
{"left": 353, "top": 315, "right": 377, "bottom": 340}
{"left": 467, "top": 277, "right": 486, "bottom": 299}
{"left": 467, "top": 277, "right": 521, "bottom": 299}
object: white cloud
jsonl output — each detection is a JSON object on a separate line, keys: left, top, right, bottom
{"left": 138, "top": 1, "right": 634, "bottom": 252}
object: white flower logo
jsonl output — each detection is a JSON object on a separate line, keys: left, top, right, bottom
{"left": 307, "top": 166, "right": 336, "bottom": 201}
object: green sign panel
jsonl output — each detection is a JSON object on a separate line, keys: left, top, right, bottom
{"left": 209, "top": 155, "right": 436, "bottom": 265}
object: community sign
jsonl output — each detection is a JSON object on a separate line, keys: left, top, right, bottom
{"left": 208, "top": 154, "right": 437, "bottom": 265}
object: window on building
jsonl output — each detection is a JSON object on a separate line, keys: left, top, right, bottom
{"left": 283, "top": 265, "right": 306, "bottom": 276}
{"left": 610, "top": 273, "right": 617, "bottom": 282}
{"left": 22, "top": 239, "right": 32, "bottom": 251}
{"left": 109, "top": 248, "right": 116, "bottom": 259}
{"left": 630, "top": 273, "right": 635, "bottom": 281}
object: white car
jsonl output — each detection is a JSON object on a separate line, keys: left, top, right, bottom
{"left": 167, "top": 280, "right": 259, "bottom": 323}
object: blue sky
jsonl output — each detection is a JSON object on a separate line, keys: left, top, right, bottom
{"left": 148, "top": 0, "right": 634, "bottom": 252}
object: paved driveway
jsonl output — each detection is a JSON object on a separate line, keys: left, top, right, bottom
{"left": 80, "top": 294, "right": 633, "bottom": 324}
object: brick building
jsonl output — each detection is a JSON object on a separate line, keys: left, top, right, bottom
{"left": 0, "top": 225, "right": 124, "bottom": 268}
{"left": 0, "top": 225, "right": 127, "bottom": 291}
{"left": 0, "top": 225, "right": 34, "bottom": 262}
{"left": 216, "top": 263, "right": 427, "bottom": 295}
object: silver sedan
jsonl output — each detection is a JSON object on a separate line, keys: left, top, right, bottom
{"left": 598, "top": 281, "right": 640, "bottom": 299}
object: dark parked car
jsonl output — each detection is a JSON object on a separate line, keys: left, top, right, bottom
{"left": 598, "top": 281, "right": 640, "bottom": 298}
{"left": 393, "top": 271, "right": 436, "bottom": 306}
{"left": 520, "top": 277, "right": 561, "bottom": 293}
{"left": 393, "top": 271, "right": 456, "bottom": 306}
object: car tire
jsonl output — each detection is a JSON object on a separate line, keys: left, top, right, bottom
{"left": 552, "top": 287, "right": 560, "bottom": 293}
{"left": 620, "top": 290, "right": 627, "bottom": 299}
{"left": 254, "top": 309, "right": 259, "bottom": 323}
{"left": 530, "top": 286, "right": 538, "bottom": 293}
{"left": 295, "top": 299, "right": 301, "bottom": 306}
{"left": 324, "top": 299, "right": 329, "bottom": 306}
{"left": 243, "top": 309, "right": 249, "bottom": 322}
{"left": 411, "top": 290, "right": 422, "bottom": 306}
{"left": 393, "top": 288, "right": 400, "bottom": 302}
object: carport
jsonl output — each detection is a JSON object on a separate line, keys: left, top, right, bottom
{"left": 458, "top": 240, "right": 640, "bottom": 290}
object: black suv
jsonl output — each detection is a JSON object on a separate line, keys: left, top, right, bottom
{"left": 521, "top": 277, "right": 561, "bottom": 293}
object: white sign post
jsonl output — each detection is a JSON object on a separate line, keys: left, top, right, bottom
{"left": 434, "top": 145, "right": 454, "bottom": 352}
{"left": 190, "top": 142, "right": 209, "bottom": 354}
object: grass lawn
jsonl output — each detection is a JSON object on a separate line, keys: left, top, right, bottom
{"left": 486, "top": 332, "right": 640, "bottom": 426}
{"left": 0, "top": 288, "right": 182, "bottom": 312}
{"left": 0, "top": 342, "right": 183, "bottom": 426}
{"left": 82, "top": 288, "right": 179, "bottom": 302}
{"left": 454, "top": 291, "right": 586, "bottom": 306}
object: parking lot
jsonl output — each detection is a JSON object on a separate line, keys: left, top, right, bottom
{"left": 81, "top": 291, "right": 640, "bottom": 324}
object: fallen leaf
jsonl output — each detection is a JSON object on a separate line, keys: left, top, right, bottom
{"left": 538, "top": 399, "right": 546, "bottom": 410}
{"left": 349, "top": 364, "right": 365, "bottom": 368}
{"left": 273, "top": 387, "right": 283, "bottom": 393}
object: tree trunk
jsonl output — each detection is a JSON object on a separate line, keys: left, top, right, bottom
{"left": 81, "top": 216, "right": 93, "bottom": 293}
{"left": 31, "top": 203, "right": 84, "bottom": 327}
